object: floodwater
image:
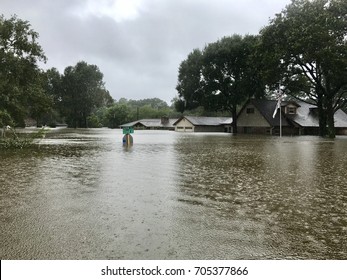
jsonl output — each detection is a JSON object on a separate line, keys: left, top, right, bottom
{"left": 0, "top": 128, "right": 346, "bottom": 259}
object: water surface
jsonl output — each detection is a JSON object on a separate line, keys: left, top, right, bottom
{"left": 0, "top": 129, "right": 346, "bottom": 259}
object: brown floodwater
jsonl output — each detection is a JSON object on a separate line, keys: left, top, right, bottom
{"left": 0, "top": 128, "right": 346, "bottom": 259}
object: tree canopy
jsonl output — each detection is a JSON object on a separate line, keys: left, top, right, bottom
{"left": 60, "top": 61, "right": 112, "bottom": 128}
{"left": 175, "top": 49, "right": 204, "bottom": 112}
{"left": 0, "top": 14, "right": 48, "bottom": 127}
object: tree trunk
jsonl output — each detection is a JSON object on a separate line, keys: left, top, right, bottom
{"left": 316, "top": 89, "right": 327, "bottom": 137}
{"left": 326, "top": 99, "right": 336, "bottom": 139}
{"left": 317, "top": 103, "right": 327, "bottom": 137}
{"left": 232, "top": 107, "right": 237, "bottom": 134}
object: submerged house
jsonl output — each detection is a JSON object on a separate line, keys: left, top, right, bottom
{"left": 237, "top": 99, "right": 347, "bottom": 135}
{"left": 173, "top": 116, "right": 233, "bottom": 132}
{"left": 119, "top": 117, "right": 177, "bottom": 130}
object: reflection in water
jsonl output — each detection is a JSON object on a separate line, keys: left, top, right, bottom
{"left": 0, "top": 129, "right": 346, "bottom": 259}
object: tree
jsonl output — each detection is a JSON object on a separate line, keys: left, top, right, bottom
{"left": 42, "top": 68, "right": 64, "bottom": 126}
{"left": 61, "top": 61, "right": 112, "bottom": 128}
{"left": 126, "top": 98, "right": 171, "bottom": 119}
{"left": 128, "top": 98, "right": 169, "bottom": 109}
{"left": 105, "top": 103, "right": 130, "bottom": 128}
{"left": 175, "top": 49, "right": 204, "bottom": 112}
{"left": 260, "top": 0, "right": 347, "bottom": 138}
{"left": 201, "top": 35, "right": 264, "bottom": 133}
{"left": 27, "top": 72, "right": 53, "bottom": 126}
{"left": 0, "top": 14, "right": 47, "bottom": 126}
{"left": 44, "top": 68, "right": 63, "bottom": 110}
{"left": 0, "top": 110, "right": 14, "bottom": 128}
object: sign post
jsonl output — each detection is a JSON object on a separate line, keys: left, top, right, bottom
{"left": 122, "top": 127, "right": 134, "bottom": 146}
{"left": 272, "top": 86, "right": 284, "bottom": 137}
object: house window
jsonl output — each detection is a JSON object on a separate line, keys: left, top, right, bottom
{"left": 246, "top": 107, "right": 255, "bottom": 114}
{"left": 287, "top": 107, "right": 296, "bottom": 114}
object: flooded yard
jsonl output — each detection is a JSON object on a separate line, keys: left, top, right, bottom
{"left": 0, "top": 128, "right": 346, "bottom": 259}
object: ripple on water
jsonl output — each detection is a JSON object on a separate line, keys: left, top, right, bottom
{"left": 1, "top": 131, "right": 346, "bottom": 259}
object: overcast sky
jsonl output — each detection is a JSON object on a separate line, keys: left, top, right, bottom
{"left": 2, "top": 0, "right": 291, "bottom": 104}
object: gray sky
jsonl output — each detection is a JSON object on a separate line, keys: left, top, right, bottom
{"left": 2, "top": 0, "right": 291, "bottom": 104}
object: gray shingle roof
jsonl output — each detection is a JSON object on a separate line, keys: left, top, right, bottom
{"left": 288, "top": 101, "right": 347, "bottom": 128}
{"left": 174, "top": 116, "right": 232, "bottom": 126}
{"left": 334, "top": 109, "right": 347, "bottom": 127}
{"left": 120, "top": 119, "right": 178, "bottom": 128}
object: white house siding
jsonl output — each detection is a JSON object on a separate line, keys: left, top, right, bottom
{"left": 175, "top": 118, "right": 194, "bottom": 132}
{"left": 238, "top": 105, "right": 273, "bottom": 134}
{"left": 238, "top": 105, "right": 269, "bottom": 127}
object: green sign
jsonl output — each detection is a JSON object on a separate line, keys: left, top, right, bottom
{"left": 122, "top": 127, "right": 134, "bottom": 134}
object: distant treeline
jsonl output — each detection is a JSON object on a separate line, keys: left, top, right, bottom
{"left": 92, "top": 97, "right": 230, "bottom": 128}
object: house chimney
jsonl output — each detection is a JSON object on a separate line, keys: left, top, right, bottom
{"left": 161, "top": 116, "right": 169, "bottom": 125}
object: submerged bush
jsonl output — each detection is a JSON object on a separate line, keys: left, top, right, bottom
{"left": 0, "top": 127, "right": 48, "bottom": 149}
{"left": 0, "top": 138, "right": 34, "bottom": 149}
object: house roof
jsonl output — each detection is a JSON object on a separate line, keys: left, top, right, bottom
{"left": 173, "top": 116, "right": 232, "bottom": 126}
{"left": 285, "top": 101, "right": 319, "bottom": 127}
{"left": 119, "top": 118, "right": 178, "bottom": 128}
{"left": 281, "top": 100, "right": 301, "bottom": 107}
{"left": 334, "top": 109, "right": 347, "bottom": 128}
{"left": 287, "top": 101, "right": 347, "bottom": 128}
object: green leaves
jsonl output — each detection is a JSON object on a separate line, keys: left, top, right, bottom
{"left": 176, "top": 34, "right": 264, "bottom": 114}
{"left": 0, "top": 110, "right": 14, "bottom": 127}
{"left": 61, "top": 61, "right": 111, "bottom": 128}
{"left": 0, "top": 14, "right": 47, "bottom": 126}
{"left": 0, "top": 14, "right": 46, "bottom": 62}
{"left": 176, "top": 49, "right": 203, "bottom": 111}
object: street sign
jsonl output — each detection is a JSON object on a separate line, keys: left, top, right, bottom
{"left": 122, "top": 127, "right": 134, "bottom": 134}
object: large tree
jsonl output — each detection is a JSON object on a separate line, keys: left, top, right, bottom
{"left": 260, "top": 0, "right": 347, "bottom": 138}
{"left": 201, "top": 35, "right": 264, "bottom": 133}
{"left": 61, "top": 61, "right": 112, "bottom": 128}
{"left": 40, "top": 68, "right": 65, "bottom": 126}
{"left": 175, "top": 49, "right": 204, "bottom": 112}
{"left": 0, "top": 14, "right": 48, "bottom": 126}
{"left": 27, "top": 71, "right": 53, "bottom": 126}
